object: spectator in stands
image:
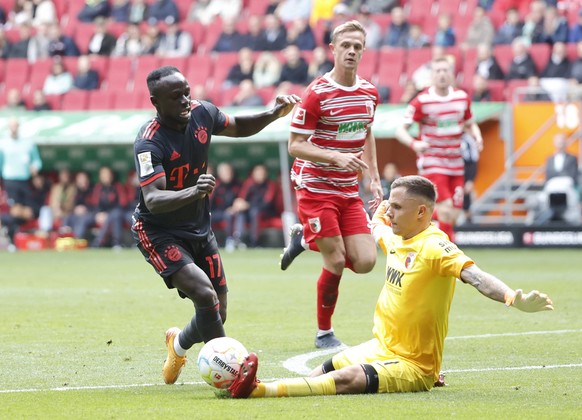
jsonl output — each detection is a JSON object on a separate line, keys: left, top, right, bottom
{"left": 461, "top": 133, "right": 481, "bottom": 224}
{"left": 28, "top": 21, "right": 51, "bottom": 62}
{"left": 0, "top": 28, "right": 11, "bottom": 58}
{"left": 546, "top": 133, "right": 579, "bottom": 187}
{"left": 30, "top": 89, "right": 52, "bottom": 111}
{"left": 77, "top": 0, "right": 110, "bottom": 23}
{"left": 29, "top": 173, "right": 52, "bottom": 234}
{"left": 404, "top": 23, "right": 430, "bottom": 49}
{"left": 521, "top": 0, "right": 545, "bottom": 45}
{"left": 0, "top": 5, "right": 6, "bottom": 25}
{"left": 541, "top": 5, "right": 568, "bottom": 44}
{"left": 357, "top": 5, "right": 382, "bottom": 50}
{"left": 541, "top": 42, "right": 570, "bottom": 79}
{"left": 362, "top": 0, "right": 398, "bottom": 14}
{"left": 523, "top": 76, "right": 551, "bottom": 101}
{"left": 471, "top": 74, "right": 492, "bottom": 102}
{"left": 73, "top": 55, "right": 100, "bottom": 90}
{"left": 475, "top": 43, "right": 505, "bottom": 80}
{"left": 43, "top": 59, "right": 73, "bottom": 95}
{"left": 286, "top": 18, "right": 316, "bottom": 51}
{"left": 112, "top": 23, "right": 143, "bottom": 57}
{"left": 46, "top": 168, "right": 76, "bottom": 232}
{"left": 140, "top": 22, "right": 161, "bottom": 54}
{"left": 569, "top": 41, "right": 582, "bottom": 84}
{"left": 230, "top": 80, "right": 264, "bottom": 107}
{"left": 241, "top": 15, "right": 263, "bottom": 50}
{"left": 0, "top": 118, "right": 42, "bottom": 243}
{"left": 62, "top": 171, "right": 94, "bottom": 241}
{"left": 231, "top": 164, "right": 279, "bottom": 248}
{"left": 381, "top": 6, "right": 409, "bottom": 48}
{"left": 87, "top": 17, "right": 117, "bottom": 56}
{"left": 32, "top": 0, "right": 57, "bottom": 27}
{"left": 434, "top": 13, "right": 455, "bottom": 47}
{"left": 156, "top": 20, "right": 193, "bottom": 57}
{"left": 275, "top": 0, "right": 311, "bottom": 23}
{"left": 148, "top": 0, "right": 179, "bottom": 25}
{"left": 90, "top": 166, "right": 127, "bottom": 249}
{"left": 111, "top": 0, "right": 131, "bottom": 23}
{"left": 506, "top": 37, "right": 537, "bottom": 80}
{"left": 256, "top": 13, "right": 288, "bottom": 51}
{"left": 47, "top": 22, "right": 80, "bottom": 57}
{"left": 8, "top": 21, "right": 34, "bottom": 59}
{"left": 493, "top": 7, "right": 523, "bottom": 45}
{"left": 399, "top": 80, "right": 419, "bottom": 103}
{"left": 212, "top": 16, "right": 242, "bottom": 53}
{"left": 307, "top": 46, "right": 333, "bottom": 81}
{"left": 253, "top": 51, "right": 282, "bottom": 88}
{"left": 187, "top": 0, "right": 242, "bottom": 25}
{"left": 224, "top": 47, "right": 255, "bottom": 88}
{"left": 278, "top": 44, "right": 309, "bottom": 85}
{"left": 4, "top": 89, "right": 27, "bottom": 111}
{"left": 129, "top": 0, "right": 148, "bottom": 24}
{"left": 8, "top": 0, "right": 34, "bottom": 26}
{"left": 210, "top": 162, "right": 240, "bottom": 251}
{"left": 380, "top": 162, "right": 400, "bottom": 200}
{"left": 462, "top": 6, "right": 495, "bottom": 50}
{"left": 569, "top": 10, "right": 582, "bottom": 44}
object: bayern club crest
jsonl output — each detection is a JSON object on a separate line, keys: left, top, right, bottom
{"left": 164, "top": 245, "right": 182, "bottom": 262}
{"left": 196, "top": 127, "right": 208, "bottom": 144}
{"left": 308, "top": 217, "right": 321, "bottom": 233}
{"left": 404, "top": 252, "right": 417, "bottom": 269}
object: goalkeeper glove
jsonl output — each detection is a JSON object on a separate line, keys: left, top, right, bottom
{"left": 504, "top": 289, "right": 554, "bottom": 312}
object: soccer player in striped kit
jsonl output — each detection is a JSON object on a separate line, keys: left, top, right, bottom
{"left": 395, "top": 57, "right": 483, "bottom": 241}
{"left": 280, "top": 20, "right": 383, "bottom": 348}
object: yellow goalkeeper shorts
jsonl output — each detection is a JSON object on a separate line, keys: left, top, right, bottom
{"left": 331, "top": 338, "right": 434, "bottom": 393}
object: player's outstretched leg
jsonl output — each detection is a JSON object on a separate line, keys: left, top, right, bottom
{"left": 162, "top": 327, "right": 187, "bottom": 384}
{"left": 228, "top": 353, "right": 260, "bottom": 398}
{"left": 280, "top": 223, "right": 305, "bottom": 271}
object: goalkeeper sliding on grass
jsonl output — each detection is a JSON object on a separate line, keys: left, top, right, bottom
{"left": 226, "top": 175, "right": 554, "bottom": 398}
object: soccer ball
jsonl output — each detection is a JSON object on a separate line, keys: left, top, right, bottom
{"left": 197, "top": 337, "right": 249, "bottom": 389}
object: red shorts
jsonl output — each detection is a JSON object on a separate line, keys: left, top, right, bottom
{"left": 296, "top": 189, "right": 371, "bottom": 243}
{"left": 423, "top": 173, "right": 465, "bottom": 208}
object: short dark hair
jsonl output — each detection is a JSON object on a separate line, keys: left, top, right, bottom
{"left": 391, "top": 175, "right": 437, "bottom": 204}
{"left": 147, "top": 66, "right": 181, "bottom": 95}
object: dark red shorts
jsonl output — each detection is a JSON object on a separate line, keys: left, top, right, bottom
{"left": 423, "top": 173, "right": 465, "bottom": 209}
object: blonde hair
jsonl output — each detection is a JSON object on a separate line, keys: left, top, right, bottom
{"left": 330, "top": 20, "right": 367, "bottom": 45}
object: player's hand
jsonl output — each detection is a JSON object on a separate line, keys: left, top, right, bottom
{"left": 371, "top": 200, "right": 390, "bottom": 226}
{"left": 334, "top": 151, "right": 369, "bottom": 172}
{"left": 194, "top": 174, "right": 216, "bottom": 199}
{"left": 368, "top": 179, "right": 383, "bottom": 213}
{"left": 273, "top": 94, "right": 302, "bottom": 118}
{"left": 508, "top": 289, "right": 554, "bottom": 312}
{"left": 412, "top": 140, "right": 430, "bottom": 154}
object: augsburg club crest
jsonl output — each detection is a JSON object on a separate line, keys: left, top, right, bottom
{"left": 308, "top": 217, "right": 321, "bottom": 233}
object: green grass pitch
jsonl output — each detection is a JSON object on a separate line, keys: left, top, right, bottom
{"left": 1, "top": 248, "right": 581, "bottom": 419}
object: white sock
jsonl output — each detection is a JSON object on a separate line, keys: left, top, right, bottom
{"left": 317, "top": 328, "right": 334, "bottom": 338}
{"left": 173, "top": 332, "right": 187, "bottom": 357}
{"left": 300, "top": 237, "right": 309, "bottom": 250}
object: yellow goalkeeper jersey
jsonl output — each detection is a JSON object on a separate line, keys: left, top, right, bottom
{"left": 374, "top": 224, "right": 474, "bottom": 378}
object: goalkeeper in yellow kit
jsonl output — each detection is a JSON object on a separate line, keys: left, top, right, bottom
{"left": 227, "top": 175, "right": 554, "bottom": 398}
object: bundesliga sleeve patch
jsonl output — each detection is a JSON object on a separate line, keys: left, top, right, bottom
{"left": 138, "top": 152, "right": 154, "bottom": 177}
{"left": 292, "top": 107, "right": 307, "bottom": 125}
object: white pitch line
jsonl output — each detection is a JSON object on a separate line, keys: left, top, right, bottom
{"left": 283, "top": 329, "right": 582, "bottom": 375}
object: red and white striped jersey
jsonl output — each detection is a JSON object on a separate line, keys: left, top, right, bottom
{"left": 403, "top": 86, "right": 473, "bottom": 176}
{"left": 289, "top": 73, "right": 379, "bottom": 197}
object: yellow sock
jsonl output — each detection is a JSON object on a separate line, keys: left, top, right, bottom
{"left": 250, "top": 375, "right": 336, "bottom": 398}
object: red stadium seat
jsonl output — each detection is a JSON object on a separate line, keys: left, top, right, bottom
{"left": 87, "top": 90, "right": 114, "bottom": 110}
{"left": 437, "top": 0, "right": 463, "bottom": 16}
{"left": 184, "top": 54, "right": 213, "bottom": 88}
{"left": 203, "top": 19, "right": 225, "bottom": 54}
{"left": 246, "top": 0, "right": 272, "bottom": 16}
{"left": 493, "top": 44, "right": 513, "bottom": 74}
{"left": 133, "top": 56, "right": 162, "bottom": 92}
{"left": 406, "top": 0, "right": 437, "bottom": 25}
{"left": 159, "top": 57, "right": 188, "bottom": 73}
{"left": 74, "top": 22, "right": 96, "bottom": 55}
{"left": 388, "top": 83, "right": 405, "bottom": 104}
{"left": 174, "top": 0, "right": 192, "bottom": 21}
{"left": 487, "top": 80, "right": 506, "bottom": 101}
{"left": 113, "top": 90, "right": 144, "bottom": 110}
{"left": 44, "top": 94, "right": 63, "bottom": 110}
{"left": 506, "top": 79, "right": 528, "bottom": 102}
{"left": 181, "top": 21, "right": 206, "bottom": 53}
{"left": 461, "top": 47, "right": 478, "bottom": 87}
{"left": 358, "top": 50, "right": 378, "bottom": 82}
{"left": 3, "top": 58, "right": 30, "bottom": 92}
{"left": 103, "top": 56, "right": 134, "bottom": 91}
{"left": 60, "top": 90, "right": 89, "bottom": 110}
{"left": 529, "top": 43, "right": 551, "bottom": 74}
{"left": 405, "top": 47, "right": 432, "bottom": 80}
{"left": 377, "top": 48, "right": 406, "bottom": 87}
{"left": 209, "top": 52, "right": 238, "bottom": 89}
{"left": 27, "top": 58, "right": 53, "bottom": 94}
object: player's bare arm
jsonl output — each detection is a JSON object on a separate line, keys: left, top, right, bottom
{"left": 219, "top": 94, "right": 301, "bottom": 137}
{"left": 464, "top": 120, "right": 484, "bottom": 151}
{"left": 141, "top": 173, "right": 216, "bottom": 214}
{"left": 288, "top": 132, "right": 369, "bottom": 172}
{"left": 362, "top": 128, "right": 382, "bottom": 211}
{"left": 395, "top": 122, "right": 429, "bottom": 154}
{"left": 460, "top": 264, "right": 554, "bottom": 312}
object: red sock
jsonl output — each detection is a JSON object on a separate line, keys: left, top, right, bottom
{"left": 438, "top": 221, "right": 455, "bottom": 241}
{"left": 317, "top": 268, "right": 342, "bottom": 330}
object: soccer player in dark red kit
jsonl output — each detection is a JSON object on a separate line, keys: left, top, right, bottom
{"left": 131, "top": 66, "right": 300, "bottom": 384}
{"left": 280, "top": 20, "right": 383, "bottom": 348}
{"left": 395, "top": 57, "right": 483, "bottom": 241}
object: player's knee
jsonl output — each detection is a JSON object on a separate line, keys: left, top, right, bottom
{"left": 330, "top": 365, "right": 368, "bottom": 394}
{"left": 352, "top": 255, "right": 376, "bottom": 273}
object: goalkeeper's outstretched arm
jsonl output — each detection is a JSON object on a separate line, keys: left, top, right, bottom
{"left": 460, "top": 265, "right": 554, "bottom": 312}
